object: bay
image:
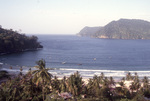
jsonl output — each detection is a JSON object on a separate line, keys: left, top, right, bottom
{"left": 1, "top": 35, "right": 150, "bottom": 79}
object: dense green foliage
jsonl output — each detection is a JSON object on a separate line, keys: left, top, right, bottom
{"left": 0, "top": 26, "right": 43, "bottom": 54}
{"left": 78, "top": 19, "right": 150, "bottom": 39}
{"left": 32, "top": 59, "right": 53, "bottom": 101}
{"left": 0, "top": 60, "right": 150, "bottom": 101}
{"left": 0, "top": 70, "right": 10, "bottom": 79}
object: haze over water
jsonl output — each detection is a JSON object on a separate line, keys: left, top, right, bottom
{"left": 1, "top": 35, "right": 150, "bottom": 79}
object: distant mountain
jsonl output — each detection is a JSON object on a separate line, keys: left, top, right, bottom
{"left": 77, "top": 26, "right": 101, "bottom": 37}
{"left": 77, "top": 19, "right": 150, "bottom": 39}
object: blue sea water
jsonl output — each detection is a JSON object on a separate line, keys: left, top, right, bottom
{"left": 1, "top": 35, "right": 150, "bottom": 79}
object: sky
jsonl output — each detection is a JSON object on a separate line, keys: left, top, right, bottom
{"left": 0, "top": 0, "right": 150, "bottom": 35}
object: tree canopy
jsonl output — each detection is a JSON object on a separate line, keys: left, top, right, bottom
{"left": 0, "top": 26, "right": 43, "bottom": 54}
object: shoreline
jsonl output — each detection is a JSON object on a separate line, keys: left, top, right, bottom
{"left": 1, "top": 63, "right": 150, "bottom": 80}
{"left": 0, "top": 69, "right": 147, "bottom": 92}
{"left": 0, "top": 48, "right": 43, "bottom": 56}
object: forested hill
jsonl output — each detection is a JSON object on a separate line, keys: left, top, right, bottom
{"left": 77, "top": 19, "right": 150, "bottom": 39}
{"left": 77, "top": 26, "right": 101, "bottom": 37}
{"left": 0, "top": 26, "right": 43, "bottom": 54}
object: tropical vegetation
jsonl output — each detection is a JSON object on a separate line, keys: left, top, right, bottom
{"left": 0, "top": 59, "right": 150, "bottom": 101}
{"left": 0, "top": 26, "right": 43, "bottom": 54}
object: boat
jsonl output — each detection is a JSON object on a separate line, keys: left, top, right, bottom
{"left": 62, "top": 62, "right": 66, "bottom": 64}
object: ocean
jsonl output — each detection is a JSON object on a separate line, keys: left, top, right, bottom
{"left": 1, "top": 35, "right": 150, "bottom": 79}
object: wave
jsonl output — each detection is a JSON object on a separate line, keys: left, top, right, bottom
{"left": 1, "top": 65, "right": 150, "bottom": 79}
{"left": 49, "top": 68, "right": 150, "bottom": 79}
{"left": 0, "top": 62, "right": 3, "bottom": 65}
{"left": 59, "top": 68, "right": 150, "bottom": 73}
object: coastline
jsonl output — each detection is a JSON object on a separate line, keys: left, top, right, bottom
{"left": 0, "top": 63, "right": 149, "bottom": 85}
{"left": 1, "top": 63, "right": 150, "bottom": 80}
{"left": 0, "top": 68, "right": 148, "bottom": 94}
{"left": 0, "top": 48, "right": 43, "bottom": 56}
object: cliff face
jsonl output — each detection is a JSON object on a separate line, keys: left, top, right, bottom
{"left": 78, "top": 19, "right": 150, "bottom": 39}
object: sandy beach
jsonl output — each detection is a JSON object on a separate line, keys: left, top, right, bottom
{"left": 0, "top": 63, "right": 149, "bottom": 89}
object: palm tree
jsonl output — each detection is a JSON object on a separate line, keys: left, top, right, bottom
{"left": 51, "top": 76, "right": 60, "bottom": 91}
{"left": 142, "top": 76, "right": 149, "bottom": 89}
{"left": 32, "top": 59, "right": 53, "bottom": 101}
{"left": 0, "top": 75, "right": 24, "bottom": 101}
{"left": 126, "top": 72, "right": 133, "bottom": 80}
{"left": 109, "top": 77, "right": 115, "bottom": 85}
{"left": 130, "top": 82, "right": 136, "bottom": 97}
{"left": 133, "top": 73, "right": 140, "bottom": 92}
{"left": 141, "top": 76, "right": 150, "bottom": 98}
{"left": 66, "top": 71, "right": 83, "bottom": 96}
{"left": 19, "top": 66, "right": 23, "bottom": 78}
{"left": 59, "top": 76, "right": 67, "bottom": 92}
{"left": 93, "top": 75, "right": 101, "bottom": 97}
{"left": 100, "top": 72, "right": 104, "bottom": 80}
{"left": 103, "top": 77, "right": 109, "bottom": 87}
{"left": 129, "top": 77, "right": 141, "bottom": 98}
{"left": 86, "top": 78, "right": 94, "bottom": 97}
{"left": 116, "top": 81, "right": 129, "bottom": 97}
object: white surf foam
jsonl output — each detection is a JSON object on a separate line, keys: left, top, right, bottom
{"left": 57, "top": 68, "right": 150, "bottom": 78}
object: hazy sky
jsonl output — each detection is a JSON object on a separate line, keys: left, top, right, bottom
{"left": 0, "top": 0, "right": 150, "bottom": 34}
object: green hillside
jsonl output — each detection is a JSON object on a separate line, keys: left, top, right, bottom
{"left": 78, "top": 19, "right": 150, "bottom": 39}
{"left": 0, "top": 26, "right": 43, "bottom": 54}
